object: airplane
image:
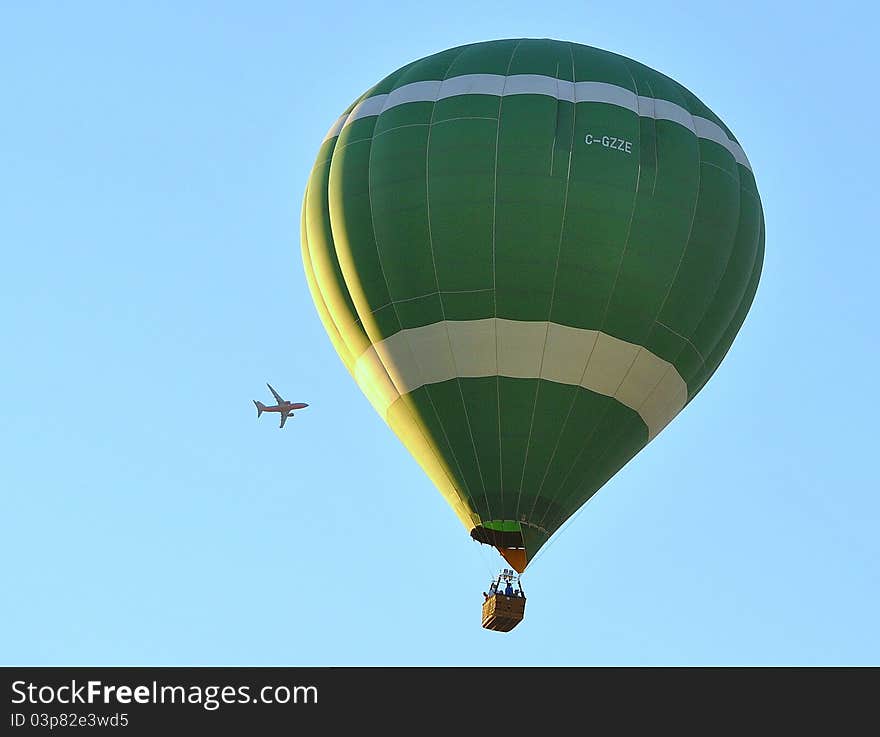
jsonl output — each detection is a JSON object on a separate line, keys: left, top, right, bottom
{"left": 253, "top": 384, "right": 309, "bottom": 428}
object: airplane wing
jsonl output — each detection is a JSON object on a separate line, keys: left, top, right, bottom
{"left": 279, "top": 411, "right": 288, "bottom": 429}
{"left": 267, "top": 383, "right": 284, "bottom": 404}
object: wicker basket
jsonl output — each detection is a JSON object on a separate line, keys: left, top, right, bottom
{"left": 481, "top": 593, "right": 526, "bottom": 632}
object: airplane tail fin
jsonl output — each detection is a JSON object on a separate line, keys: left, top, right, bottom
{"left": 254, "top": 400, "right": 265, "bottom": 417}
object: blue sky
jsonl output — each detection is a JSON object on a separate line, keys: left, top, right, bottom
{"left": 2, "top": 1, "right": 878, "bottom": 665}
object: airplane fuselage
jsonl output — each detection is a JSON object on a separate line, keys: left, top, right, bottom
{"left": 262, "top": 402, "right": 308, "bottom": 415}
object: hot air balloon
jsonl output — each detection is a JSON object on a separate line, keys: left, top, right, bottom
{"left": 301, "top": 39, "right": 763, "bottom": 628}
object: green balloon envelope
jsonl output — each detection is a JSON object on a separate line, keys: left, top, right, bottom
{"left": 301, "top": 38, "right": 764, "bottom": 572}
